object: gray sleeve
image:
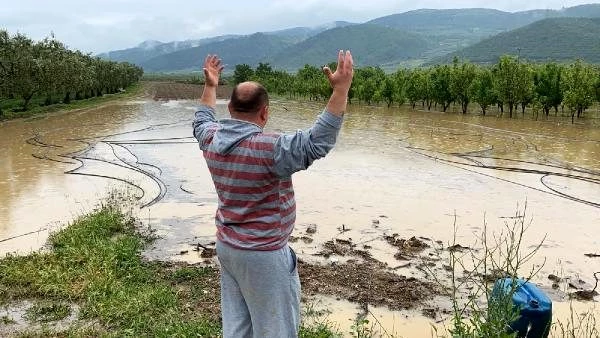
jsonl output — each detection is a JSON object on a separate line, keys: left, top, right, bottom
{"left": 192, "top": 104, "right": 219, "bottom": 150}
{"left": 272, "top": 110, "right": 343, "bottom": 178}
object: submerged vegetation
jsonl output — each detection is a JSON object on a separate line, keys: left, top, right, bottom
{"left": 231, "top": 56, "right": 600, "bottom": 123}
{"left": 0, "top": 30, "right": 143, "bottom": 120}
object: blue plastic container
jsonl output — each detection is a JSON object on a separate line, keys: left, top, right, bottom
{"left": 491, "top": 278, "right": 552, "bottom": 338}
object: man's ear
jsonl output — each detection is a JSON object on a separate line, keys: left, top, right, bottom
{"left": 259, "top": 105, "right": 269, "bottom": 124}
{"left": 228, "top": 101, "right": 233, "bottom": 113}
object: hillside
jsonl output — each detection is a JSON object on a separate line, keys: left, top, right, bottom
{"left": 140, "top": 33, "right": 293, "bottom": 72}
{"left": 262, "top": 21, "right": 355, "bottom": 42}
{"left": 432, "top": 17, "right": 600, "bottom": 64}
{"left": 367, "top": 5, "right": 600, "bottom": 58}
{"left": 271, "top": 24, "right": 430, "bottom": 70}
{"left": 100, "top": 4, "right": 600, "bottom": 72}
{"left": 368, "top": 8, "right": 539, "bottom": 37}
{"left": 98, "top": 35, "right": 240, "bottom": 65}
{"left": 99, "top": 22, "right": 352, "bottom": 67}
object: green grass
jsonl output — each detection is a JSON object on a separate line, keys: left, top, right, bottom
{"left": 24, "top": 301, "right": 71, "bottom": 323}
{"left": 1, "top": 315, "right": 16, "bottom": 325}
{"left": 0, "top": 206, "right": 221, "bottom": 336}
{"left": 0, "top": 83, "right": 143, "bottom": 122}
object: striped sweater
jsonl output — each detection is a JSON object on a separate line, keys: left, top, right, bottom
{"left": 193, "top": 105, "right": 343, "bottom": 251}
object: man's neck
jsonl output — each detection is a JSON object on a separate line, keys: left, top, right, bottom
{"left": 230, "top": 113, "right": 263, "bottom": 128}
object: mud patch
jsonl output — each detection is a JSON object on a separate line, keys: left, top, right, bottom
{"left": 300, "top": 237, "right": 441, "bottom": 311}
{"left": 150, "top": 82, "right": 232, "bottom": 101}
{"left": 299, "top": 260, "right": 438, "bottom": 311}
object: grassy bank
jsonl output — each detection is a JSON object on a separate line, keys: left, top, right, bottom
{"left": 0, "top": 206, "right": 221, "bottom": 336}
{"left": 0, "top": 84, "right": 143, "bottom": 122}
{"left": 0, "top": 207, "right": 338, "bottom": 337}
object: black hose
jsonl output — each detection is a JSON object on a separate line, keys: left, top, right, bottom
{"left": 407, "top": 146, "right": 600, "bottom": 208}
{"left": 0, "top": 228, "right": 48, "bottom": 244}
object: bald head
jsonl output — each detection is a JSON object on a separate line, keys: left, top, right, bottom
{"left": 229, "top": 81, "right": 269, "bottom": 114}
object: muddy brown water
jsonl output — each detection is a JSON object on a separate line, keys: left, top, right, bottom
{"left": 1, "top": 90, "right": 599, "bottom": 336}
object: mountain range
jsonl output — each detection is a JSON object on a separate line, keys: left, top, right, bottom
{"left": 99, "top": 4, "right": 600, "bottom": 72}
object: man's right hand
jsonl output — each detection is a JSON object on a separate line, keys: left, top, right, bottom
{"left": 323, "top": 50, "right": 354, "bottom": 94}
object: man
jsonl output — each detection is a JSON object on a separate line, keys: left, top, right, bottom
{"left": 193, "top": 50, "right": 353, "bottom": 338}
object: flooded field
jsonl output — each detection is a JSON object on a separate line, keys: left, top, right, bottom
{"left": 1, "top": 83, "right": 599, "bottom": 336}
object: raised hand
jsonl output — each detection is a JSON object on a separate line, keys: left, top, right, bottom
{"left": 324, "top": 50, "right": 354, "bottom": 115}
{"left": 323, "top": 50, "right": 354, "bottom": 93}
{"left": 203, "top": 54, "right": 224, "bottom": 87}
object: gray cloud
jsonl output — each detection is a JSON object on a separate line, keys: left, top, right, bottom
{"left": 1, "top": 0, "right": 595, "bottom": 53}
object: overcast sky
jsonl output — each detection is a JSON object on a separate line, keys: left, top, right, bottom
{"left": 2, "top": 0, "right": 596, "bottom": 54}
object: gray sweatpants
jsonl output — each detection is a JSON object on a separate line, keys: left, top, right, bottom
{"left": 216, "top": 240, "right": 301, "bottom": 338}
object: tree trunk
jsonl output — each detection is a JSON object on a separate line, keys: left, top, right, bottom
{"left": 521, "top": 103, "right": 526, "bottom": 114}
{"left": 22, "top": 93, "right": 34, "bottom": 111}
{"left": 63, "top": 92, "right": 71, "bottom": 104}
{"left": 481, "top": 105, "right": 486, "bottom": 116}
{"left": 509, "top": 104, "right": 513, "bottom": 118}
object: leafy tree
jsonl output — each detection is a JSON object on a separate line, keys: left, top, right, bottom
{"left": 405, "top": 70, "right": 423, "bottom": 109}
{"left": 493, "top": 56, "right": 520, "bottom": 118}
{"left": 391, "top": 69, "right": 407, "bottom": 107}
{"left": 255, "top": 62, "right": 273, "bottom": 79}
{"left": 232, "top": 64, "right": 254, "bottom": 85}
{"left": 354, "top": 67, "right": 385, "bottom": 105}
{"left": 562, "top": 60, "right": 596, "bottom": 121}
{"left": 515, "top": 63, "right": 535, "bottom": 115}
{"left": 431, "top": 65, "right": 454, "bottom": 112}
{"left": 0, "top": 30, "right": 143, "bottom": 113}
{"left": 534, "top": 63, "right": 563, "bottom": 116}
{"left": 295, "top": 64, "right": 324, "bottom": 101}
{"left": 450, "top": 60, "right": 477, "bottom": 114}
{"left": 469, "top": 68, "right": 496, "bottom": 116}
{"left": 381, "top": 76, "right": 396, "bottom": 107}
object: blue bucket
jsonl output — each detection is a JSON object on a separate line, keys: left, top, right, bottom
{"left": 491, "top": 278, "right": 552, "bottom": 338}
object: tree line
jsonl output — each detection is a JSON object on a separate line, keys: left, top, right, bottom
{"left": 0, "top": 30, "right": 143, "bottom": 116}
{"left": 232, "top": 56, "right": 600, "bottom": 122}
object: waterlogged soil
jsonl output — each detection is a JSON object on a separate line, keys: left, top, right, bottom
{"left": 299, "top": 238, "right": 440, "bottom": 311}
{"left": 150, "top": 82, "right": 232, "bottom": 101}
{"left": 2, "top": 82, "right": 600, "bottom": 336}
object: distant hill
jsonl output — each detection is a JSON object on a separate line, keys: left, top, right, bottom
{"left": 99, "top": 4, "right": 600, "bottom": 72}
{"left": 98, "top": 35, "right": 240, "bottom": 65}
{"left": 561, "top": 3, "right": 600, "bottom": 17}
{"left": 271, "top": 24, "right": 430, "bottom": 70}
{"left": 367, "top": 4, "right": 600, "bottom": 58}
{"left": 262, "top": 21, "right": 355, "bottom": 42}
{"left": 99, "top": 22, "right": 353, "bottom": 67}
{"left": 431, "top": 17, "right": 600, "bottom": 64}
{"left": 140, "top": 33, "right": 294, "bottom": 72}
